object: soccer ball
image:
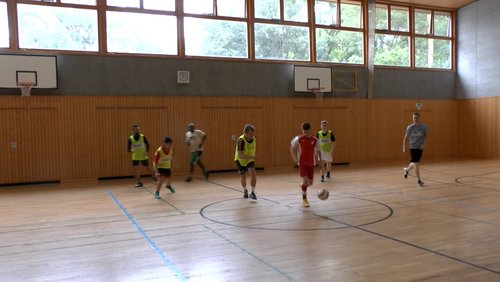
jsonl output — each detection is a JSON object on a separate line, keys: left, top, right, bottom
{"left": 317, "top": 189, "right": 329, "bottom": 200}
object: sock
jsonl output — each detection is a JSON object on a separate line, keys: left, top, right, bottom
{"left": 301, "top": 184, "right": 307, "bottom": 199}
{"left": 251, "top": 186, "right": 255, "bottom": 192}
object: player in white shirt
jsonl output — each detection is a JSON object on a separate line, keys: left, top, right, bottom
{"left": 185, "top": 123, "right": 209, "bottom": 182}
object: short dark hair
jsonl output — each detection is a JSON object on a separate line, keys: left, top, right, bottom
{"left": 132, "top": 124, "right": 139, "bottom": 129}
{"left": 164, "top": 136, "right": 173, "bottom": 144}
{"left": 301, "top": 122, "right": 311, "bottom": 130}
{"left": 413, "top": 112, "right": 420, "bottom": 117}
{"left": 244, "top": 124, "right": 255, "bottom": 133}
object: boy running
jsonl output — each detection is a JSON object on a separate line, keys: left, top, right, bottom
{"left": 290, "top": 122, "right": 319, "bottom": 208}
{"left": 153, "top": 137, "right": 175, "bottom": 199}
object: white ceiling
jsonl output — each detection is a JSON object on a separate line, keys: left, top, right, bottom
{"left": 391, "top": 0, "right": 477, "bottom": 9}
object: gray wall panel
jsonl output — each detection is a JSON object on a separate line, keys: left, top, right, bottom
{"left": 458, "top": 0, "right": 500, "bottom": 99}
{"left": 374, "top": 68, "right": 455, "bottom": 99}
{"left": 1, "top": 54, "right": 454, "bottom": 99}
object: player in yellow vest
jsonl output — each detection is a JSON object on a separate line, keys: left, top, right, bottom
{"left": 153, "top": 137, "right": 175, "bottom": 199}
{"left": 128, "top": 125, "right": 157, "bottom": 187}
{"left": 316, "top": 120, "right": 336, "bottom": 182}
{"left": 234, "top": 124, "right": 257, "bottom": 200}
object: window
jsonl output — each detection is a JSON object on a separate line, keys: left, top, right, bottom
{"left": 61, "top": 0, "right": 96, "bottom": 5}
{"left": 255, "top": 0, "right": 308, "bottom": 22}
{"left": 414, "top": 9, "right": 452, "bottom": 69}
{"left": 107, "top": 11, "right": 177, "bottom": 55}
{"left": 375, "top": 34, "right": 410, "bottom": 67}
{"left": 434, "top": 12, "right": 451, "bottom": 37}
{"left": 415, "top": 38, "right": 451, "bottom": 69}
{"left": 254, "top": 0, "right": 309, "bottom": 61}
{"left": 316, "top": 29, "right": 363, "bottom": 64}
{"left": 184, "top": 0, "right": 245, "bottom": 18}
{"left": 184, "top": 17, "right": 248, "bottom": 58}
{"left": 17, "top": 4, "right": 98, "bottom": 51}
{"left": 107, "top": 0, "right": 175, "bottom": 10}
{"left": 284, "top": 0, "right": 308, "bottom": 22}
{"left": 3, "top": 0, "right": 455, "bottom": 69}
{"left": 390, "top": 6, "right": 409, "bottom": 32}
{"left": 340, "top": 1, "right": 362, "bottom": 28}
{"left": 183, "top": 0, "right": 247, "bottom": 58}
{"left": 0, "top": 1, "right": 8, "bottom": 48}
{"left": 107, "top": 0, "right": 140, "bottom": 9}
{"left": 315, "top": 0, "right": 337, "bottom": 26}
{"left": 414, "top": 9, "right": 431, "bottom": 35}
{"left": 315, "top": 0, "right": 364, "bottom": 64}
{"left": 374, "top": 4, "right": 410, "bottom": 67}
{"left": 254, "top": 23, "right": 309, "bottom": 61}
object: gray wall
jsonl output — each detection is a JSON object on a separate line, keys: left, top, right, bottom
{"left": 0, "top": 53, "right": 455, "bottom": 99}
{"left": 373, "top": 68, "right": 455, "bottom": 99}
{"left": 457, "top": 0, "right": 500, "bottom": 99}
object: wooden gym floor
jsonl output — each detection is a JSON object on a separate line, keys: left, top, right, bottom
{"left": 1, "top": 159, "right": 499, "bottom": 282}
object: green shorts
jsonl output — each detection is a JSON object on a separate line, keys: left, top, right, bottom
{"left": 190, "top": 151, "right": 203, "bottom": 164}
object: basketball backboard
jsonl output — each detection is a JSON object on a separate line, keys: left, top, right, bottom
{"left": 293, "top": 65, "right": 332, "bottom": 93}
{"left": 0, "top": 54, "right": 58, "bottom": 88}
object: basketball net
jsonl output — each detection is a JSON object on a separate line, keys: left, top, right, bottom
{"left": 311, "top": 88, "right": 324, "bottom": 101}
{"left": 17, "top": 81, "right": 34, "bottom": 97}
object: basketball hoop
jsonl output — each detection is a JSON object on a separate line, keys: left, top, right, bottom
{"left": 17, "top": 81, "right": 35, "bottom": 97}
{"left": 311, "top": 88, "right": 324, "bottom": 101}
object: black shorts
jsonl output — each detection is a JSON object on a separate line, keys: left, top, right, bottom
{"left": 235, "top": 160, "right": 255, "bottom": 175}
{"left": 157, "top": 168, "right": 171, "bottom": 177}
{"left": 132, "top": 159, "right": 149, "bottom": 166}
{"left": 410, "top": 149, "right": 423, "bottom": 163}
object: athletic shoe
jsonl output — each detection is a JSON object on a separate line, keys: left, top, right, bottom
{"left": 243, "top": 189, "right": 249, "bottom": 198}
{"left": 134, "top": 182, "right": 143, "bottom": 188}
{"left": 203, "top": 170, "right": 210, "bottom": 180}
{"left": 326, "top": 172, "right": 330, "bottom": 178}
{"left": 403, "top": 168, "right": 409, "bottom": 179}
{"left": 320, "top": 175, "right": 325, "bottom": 182}
{"left": 154, "top": 192, "right": 161, "bottom": 199}
{"left": 250, "top": 192, "right": 257, "bottom": 200}
{"left": 184, "top": 176, "right": 192, "bottom": 182}
{"left": 166, "top": 185, "right": 175, "bottom": 193}
{"left": 418, "top": 180, "right": 424, "bottom": 187}
{"left": 303, "top": 198, "right": 310, "bottom": 208}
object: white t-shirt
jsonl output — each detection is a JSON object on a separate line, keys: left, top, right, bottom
{"left": 186, "top": 129, "right": 206, "bottom": 152}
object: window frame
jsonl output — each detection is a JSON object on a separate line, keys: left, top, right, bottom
{"left": 374, "top": 3, "right": 412, "bottom": 68}
{"left": 2, "top": 0, "right": 455, "bottom": 70}
{"left": 180, "top": 0, "right": 249, "bottom": 59}
{"left": 413, "top": 7, "right": 453, "bottom": 70}
{"left": 374, "top": 2, "right": 455, "bottom": 71}
{"left": 313, "top": 0, "right": 365, "bottom": 65}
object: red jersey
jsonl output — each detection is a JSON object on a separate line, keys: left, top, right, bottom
{"left": 291, "top": 135, "right": 318, "bottom": 166}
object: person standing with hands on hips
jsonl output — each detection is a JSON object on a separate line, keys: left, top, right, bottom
{"left": 403, "top": 112, "right": 428, "bottom": 187}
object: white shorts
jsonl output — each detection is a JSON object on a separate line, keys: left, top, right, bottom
{"left": 319, "top": 151, "right": 332, "bottom": 163}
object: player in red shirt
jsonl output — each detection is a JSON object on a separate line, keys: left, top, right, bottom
{"left": 290, "top": 122, "right": 319, "bottom": 207}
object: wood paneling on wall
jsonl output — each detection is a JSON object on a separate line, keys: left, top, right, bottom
{"left": 0, "top": 96, "right": 458, "bottom": 185}
{"left": 458, "top": 97, "right": 500, "bottom": 159}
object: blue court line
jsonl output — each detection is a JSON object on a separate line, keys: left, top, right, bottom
{"left": 107, "top": 191, "right": 187, "bottom": 282}
{"left": 203, "top": 225, "right": 296, "bottom": 282}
